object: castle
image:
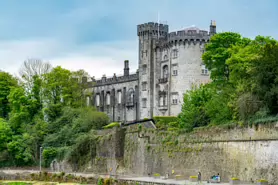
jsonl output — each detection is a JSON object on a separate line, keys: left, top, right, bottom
{"left": 83, "top": 21, "right": 216, "bottom": 122}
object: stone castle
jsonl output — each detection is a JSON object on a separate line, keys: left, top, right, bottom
{"left": 83, "top": 21, "right": 216, "bottom": 122}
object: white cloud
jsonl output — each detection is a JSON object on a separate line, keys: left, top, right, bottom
{"left": 0, "top": 38, "right": 139, "bottom": 79}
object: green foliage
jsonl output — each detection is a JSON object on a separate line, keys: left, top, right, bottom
{"left": 179, "top": 32, "right": 278, "bottom": 130}
{"left": 103, "top": 122, "right": 120, "bottom": 129}
{"left": 0, "top": 71, "right": 18, "bottom": 119}
{"left": 153, "top": 116, "right": 179, "bottom": 129}
{"left": 0, "top": 118, "right": 13, "bottom": 151}
{"left": 42, "top": 147, "right": 58, "bottom": 167}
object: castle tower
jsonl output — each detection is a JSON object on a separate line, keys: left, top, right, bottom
{"left": 137, "top": 22, "right": 169, "bottom": 119}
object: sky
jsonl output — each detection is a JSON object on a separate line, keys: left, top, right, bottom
{"left": 0, "top": 0, "right": 277, "bottom": 79}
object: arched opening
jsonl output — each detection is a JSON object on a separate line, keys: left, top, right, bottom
{"left": 162, "top": 65, "right": 169, "bottom": 78}
{"left": 127, "top": 88, "right": 134, "bottom": 106}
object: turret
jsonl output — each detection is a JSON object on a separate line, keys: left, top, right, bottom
{"left": 137, "top": 22, "right": 169, "bottom": 39}
{"left": 210, "top": 20, "right": 217, "bottom": 35}
{"left": 124, "top": 60, "right": 129, "bottom": 76}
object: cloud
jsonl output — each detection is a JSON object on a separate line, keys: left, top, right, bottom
{"left": 0, "top": 38, "right": 138, "bottom": 79}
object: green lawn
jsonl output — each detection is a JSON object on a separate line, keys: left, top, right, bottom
{"left": 0, "top": 181, "right": 81, "bottom": 185}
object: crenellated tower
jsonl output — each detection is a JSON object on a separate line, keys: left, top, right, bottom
{"left": 137, "top": 22, "right": 169, "bottom": 119}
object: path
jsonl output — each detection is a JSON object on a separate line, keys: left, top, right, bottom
{"left": 0, "top": 169, "right": 254, "bottom": 185}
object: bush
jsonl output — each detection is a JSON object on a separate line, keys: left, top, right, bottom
{"left": 153, "top": 116, "right": 179, "bottom": 129}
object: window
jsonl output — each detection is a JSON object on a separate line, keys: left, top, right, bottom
{"left": 172, "top": 49, "right": 178, "bottom": 58}
{"left": 142, "top": 98, "right": 147, "bottom": 108}
{"left": 201, "top": 64, "right": 208, "bottom": 75}
{"left": 172, "top": 93, "right": 178, "bottom": 105}
{"left": 142, "top": 65, "right": 147, "bottom": 74}
{"left": 127, "top": 88, "right": 134, "bottom": 106}
{"left": 86, "top": 96, "right": 90, "bottom": 106}
{"left": 162, "top": 65, "right": 169, "bottom": 78}
{"left": 106, "top": 93, "right": 110, "bottom": 105}
{"left": 159, "top": 91, "right": 167, "bottom": 107}
{"left": 142, "top": 82, "right": 147, "bottom": 91}
{"left": 172, "top": 65, "right": 178, "bottom": 76}
{"left": 118, "top": 91, "right": 122, "bottom": 104}
{"left": 96, "top": 94, "right": 100, "bottom": 106}
{"left": 163, "top": 55, "right": 168, "bottom": 60}
{"left": 159, "top": 95, "right": 167, "bottom": 106}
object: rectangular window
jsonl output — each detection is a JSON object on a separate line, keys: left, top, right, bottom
{"left": 201, "top": 64, "right": 208, "bottom": 75}
{"left": 142, "top": 65, "right": 147, "bottom": 74}
{"left": 173, "top": 70, "right": 178, "bottom": 76}
{"left": 172, "top": 49, "right": 178, "bottom": 58}
{"left": 172, "top": 93, "right": 178, "bottom": 105}
{"left": 142, "top": 82, "right": 147, "bottom": 91}
{"left": 142, "top": 98, "right": 147, "bottom": 108}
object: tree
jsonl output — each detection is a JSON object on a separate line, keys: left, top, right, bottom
{"left": 0, "top": 71, "right": 18, "bottom": 118}
{"left": 202, "top": 32, "right": 242, "bottom": 84}
{"left": 19, "top": 59, "right": 52, "bottom": 92}
{"left": 178, "top": 84, "right": 213, "bottom": 131}
{"left": 227, "top": 36, "right": 278, "bottom": 116}
{"left": 0, "top": 118, "right": 13, "bottom": 151}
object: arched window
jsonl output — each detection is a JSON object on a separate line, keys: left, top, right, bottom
{"left": 96, "top": 94, "right": 100, "bottom": 106}
{"left": 127, "top": 88, "right": 134, "bottom": 106}
{"left": 86, "top": 96, "right": 90, "bottom": 106}
{"left": 106, "top": 93, "right": 110, "bottom": 105}
{"left": 118, "top": 91, "right": 122, "bottom": 104}
{"left": 164, "top": 55, "right": 168, "bottom": 60}
{"left": 162, "top": 65, "right": 169, "bottom": 78}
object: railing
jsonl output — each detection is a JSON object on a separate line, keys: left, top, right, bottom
{"left": 158, "top": 78, "right": 168, "bottom": 83}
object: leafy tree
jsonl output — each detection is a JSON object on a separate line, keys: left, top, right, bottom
{"left": 0, "top": 118, "right": 13, "bottom": 151}
{"left": 0, "top": 71, "right": 18, "bottom": 118}
{"left": 202, "top": 32, "right": 242, "bottom": 84}
{"left": 179, "top": 84, "right": 213, "bottom": 131}
{"left": 227, "top": 36, "right": 278, "bottom": 117}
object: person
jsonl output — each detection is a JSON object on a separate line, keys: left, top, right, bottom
{"left": 197, "top": 172, "right": 201, "bottom": 183}
{"left": 216, "top": 173, "right": 221, "bottom": 182}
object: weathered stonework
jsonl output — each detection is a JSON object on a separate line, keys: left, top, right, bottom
{"left": 84, "top": 21, "right": 215, "bottom": 122}
{"left": 84, "top": 123, "right": 278, "bottom": 185}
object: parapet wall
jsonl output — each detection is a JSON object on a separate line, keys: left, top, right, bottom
{"left": 167, "top": 30, "right": 210, "bottom": 44}
{"left": 137, "top": 22, "right": 169, "bottom": 37}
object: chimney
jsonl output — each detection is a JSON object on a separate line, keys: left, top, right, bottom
{"left": 124, "top": 60, "right": 129, "bottom": 76}
{"left": 209, "top": 20, "right": 216, "bottom": 35}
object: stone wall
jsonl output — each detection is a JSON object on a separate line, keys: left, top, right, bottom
{"left": 85, "top": 123, "right": 278, "bottom": 184}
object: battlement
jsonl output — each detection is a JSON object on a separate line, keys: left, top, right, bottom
{"left": 92, "top": 72, "right": 138, "bottom": 87}
{"left": 167, "top": 27, "right": 210, "bottom": 44}
{"left": 137, "top": 22, "right": 169, "bottom": 36}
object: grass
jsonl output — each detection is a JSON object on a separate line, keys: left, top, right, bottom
{"left": 0, "top": 181, "right": 81, "bottom": 185}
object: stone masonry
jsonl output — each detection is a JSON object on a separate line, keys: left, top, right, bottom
{"left": 83, "top": 21, "right": 216, "bottom": 122}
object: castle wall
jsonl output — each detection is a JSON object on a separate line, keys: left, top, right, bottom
{"left": 87, "top": 123, "right": 278, "bottom": 185}
{"left": 91, "top": 78, "right": 138, "bottom": 122}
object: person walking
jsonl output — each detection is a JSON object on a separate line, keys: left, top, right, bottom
{"left": 198, "top": 171, "right": 201, "bottom": 184}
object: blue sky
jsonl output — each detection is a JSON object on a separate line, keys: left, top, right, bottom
{"left": 0, "top": 0, "right": 277, "bottom": 78}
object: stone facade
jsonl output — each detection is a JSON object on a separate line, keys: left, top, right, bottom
{"left": 84, "top": 21, "right": 216, "bottom": 122}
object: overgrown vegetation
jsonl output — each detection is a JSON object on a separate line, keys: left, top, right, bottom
{"left": 0, "top": 59, "right": 109, "bottom": 167}
{"left": 178, "top": 33, "right": 278, "bottom": 131}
